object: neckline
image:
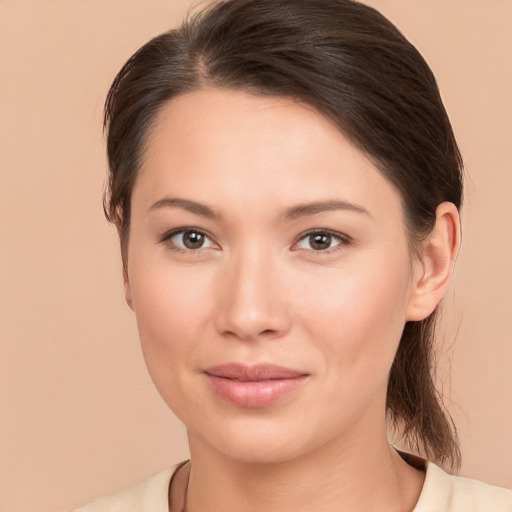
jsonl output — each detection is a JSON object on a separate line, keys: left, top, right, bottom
{"left": 167, "top": 459, "right": 190, "bottom": 512}
{"left": 166, "top": 452, "right": 427, "bottom": 512}
{"left": 395, "top": 449, "right": 427, "bottom": 472}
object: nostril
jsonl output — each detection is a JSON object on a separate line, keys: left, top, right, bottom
{"left": 213, "top": 267, "right": 291, "bottom": 341}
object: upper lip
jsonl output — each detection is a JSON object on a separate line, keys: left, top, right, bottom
{"left": 204, "top": 363, "right": 308, "bottom": 381}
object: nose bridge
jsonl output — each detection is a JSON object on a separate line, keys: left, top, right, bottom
{"left": 215, "top": 241, "right": 288, "bottom": 340}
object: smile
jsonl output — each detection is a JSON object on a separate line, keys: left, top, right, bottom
{"left": 204, "top": 363, "right": 309, "bottom": 408}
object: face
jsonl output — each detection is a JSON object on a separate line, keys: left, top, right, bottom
{"left": 125, "top": 88, "right": 423, "bottom": 464}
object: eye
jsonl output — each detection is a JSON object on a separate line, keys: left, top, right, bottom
{"left": 161, "top": 228, "right": 218, "bottom": 251}
{"left": 293, "top": 230, "right": 350, "bottom": 252}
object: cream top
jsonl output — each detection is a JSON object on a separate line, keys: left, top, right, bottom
{"left": 72, "top": 460, "right": 512, "bottom": 512}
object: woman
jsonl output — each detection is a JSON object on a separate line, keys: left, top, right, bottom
{"left": 74, "top": 0, "right": 512, "bottom": 510}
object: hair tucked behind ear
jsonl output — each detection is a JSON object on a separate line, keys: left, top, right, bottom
{"left": 103, "top": 0, "right": 462, "bottom": 470}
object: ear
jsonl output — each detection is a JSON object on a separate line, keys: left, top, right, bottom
{"left": 122, "top": 266, "right": 134, "bottom": 311}
{"left": 406, "top": 202, "right": 461, "bottom": 321}
{"left": 114, "top": 214, "right": 134, "bottom": 311}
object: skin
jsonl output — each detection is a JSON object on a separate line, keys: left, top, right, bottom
{"left": 123, "top": 88, "right": 460, "bottom": 512}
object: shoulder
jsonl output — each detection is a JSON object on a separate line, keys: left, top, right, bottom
{"left": 414, "top": 461, "right": 512, "bottom": 512}
{"left": 70, "top": 464, "right": 180, "bottom": 512}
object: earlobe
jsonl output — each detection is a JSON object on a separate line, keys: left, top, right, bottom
{"left": 406, "top": 202, "right": 461, "bottom": 321}
{"left": 123, "top": 267, "right": 134, "bottom": 310}
{"left": 114, "top": 213, "right": 134, "bottom": 311}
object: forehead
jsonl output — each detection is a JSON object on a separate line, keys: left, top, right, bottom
{"left": 135, "top": 87, "right": 404, "bottom": 223}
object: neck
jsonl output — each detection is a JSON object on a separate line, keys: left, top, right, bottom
{"left": 176, "top": 415, "right": 424, "bottom": 512}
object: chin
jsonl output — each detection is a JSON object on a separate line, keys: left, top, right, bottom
{"left": 187, "top": 412, "right": 332, "bottom": 466}
{"left": 210, "top": 436, "right": 306, "bottom": 465}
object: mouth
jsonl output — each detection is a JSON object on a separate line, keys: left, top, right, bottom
{"left": 204, "top": 363, "right": 309, "bottom": 408}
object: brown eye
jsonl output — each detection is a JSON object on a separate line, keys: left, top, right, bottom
{"left": 163, "top": 229, "right": 216, "bottom": 251}
{"left": 182, "top": 231, "right": 205, "bottom": 249}
{"left": 308, "top": 233, "right": 332, "bottom": 250}
{"left": 294, "top": 230, "right": 350, "bottom": 253}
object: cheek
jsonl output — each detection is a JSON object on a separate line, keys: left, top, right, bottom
{"left": 127, "top": 253, "right": 216, "bottom": 400}
{"left": 290, "top": 263, "right": 412, "bottom": 436}
{"left": 132, "top": 272, "right": 201, "bottom": 340}
{"left": 296, "top": 257, "right": 411, "bottom": 382}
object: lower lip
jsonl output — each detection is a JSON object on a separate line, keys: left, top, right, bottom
{"left": 206, "top": 375, "right": 308, "bottom": 408}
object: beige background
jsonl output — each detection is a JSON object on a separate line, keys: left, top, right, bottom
{"left": 1, "top": 1, "right": 511, "bottom": 511}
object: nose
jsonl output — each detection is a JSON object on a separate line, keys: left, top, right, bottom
{"left": 214, "top": 248, "right": 291, "bottom": 342}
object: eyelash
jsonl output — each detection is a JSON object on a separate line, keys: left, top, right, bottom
{"left": 159, "top": 227, "right": 217, "bottom": 254}
{"left": 159, "top": 227, "right": 352, "bottom": 254}
{"left": 292, "top": 229, "right": 353, "bottom": 255}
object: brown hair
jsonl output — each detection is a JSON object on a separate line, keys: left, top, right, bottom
{"left": 104, "top": 0, "right": 463, "bottom": 470}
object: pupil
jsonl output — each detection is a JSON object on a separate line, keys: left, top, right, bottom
{"left": 310, "top": 233, "right": 331, "bottom": 250}
{"left": 184, "top": 231, "right": 204, "bottom": 249}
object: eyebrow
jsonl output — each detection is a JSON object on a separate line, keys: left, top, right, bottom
{"left": 148, "top": 197, "right": 369, "bottom": 220}
{"left": 148, "top": 197, "right": 221, "bottom": 219}
{"left": 283, "top": 200, "right": 370, "bottom": 220}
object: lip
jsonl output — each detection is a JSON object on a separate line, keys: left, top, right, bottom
{"left": 204, "top": 363, "right": 309, "bottom": 408}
